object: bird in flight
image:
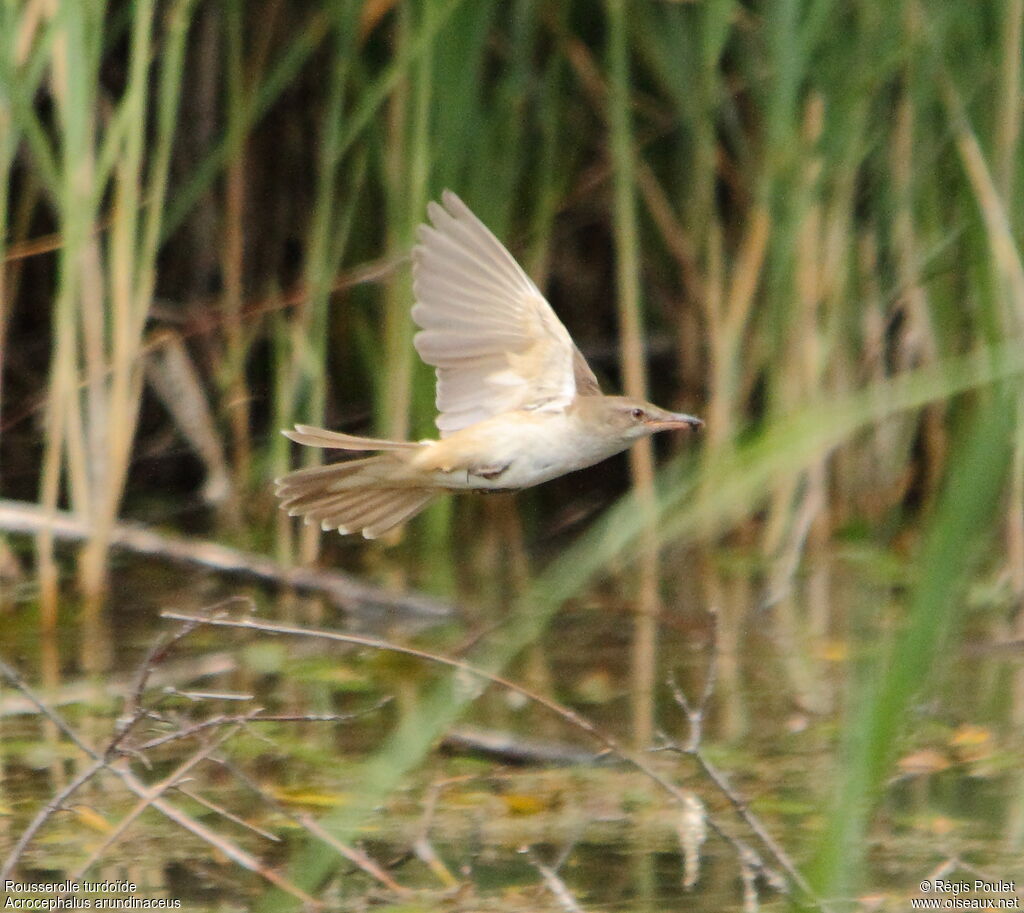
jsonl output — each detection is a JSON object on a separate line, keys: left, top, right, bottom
{"left": 276, "top": 191, "right": 702, "bottom": 539}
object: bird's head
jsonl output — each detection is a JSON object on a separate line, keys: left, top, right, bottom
{"left": 593, "top": 396, "right": 704, "bottom": 441}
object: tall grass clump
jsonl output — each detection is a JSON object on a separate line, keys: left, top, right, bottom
{"left": 0, "top": 1, "right": 197, "bottom": 623}
{"left": 4, "top": 4, "right": 1019, "bottom": 588}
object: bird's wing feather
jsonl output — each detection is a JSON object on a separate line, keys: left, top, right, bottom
{"left": 412, "top": 190, "right": 580, "bottom": 436}
{"left": 572, "top": 346, "right": 602, "bottom": 396}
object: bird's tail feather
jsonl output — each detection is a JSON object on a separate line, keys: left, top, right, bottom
{"left": 275, "top": 454, "right": 436, "bottom": 538}
{"left": 282, "top": 424, "right": 421, "bottom": 451}
{"left": 301, "top": 486, "right": 436, "bottom": 539}
{"left": 351, "top": 489, "right": 436, "bottom": 539}
{"left": 274, "top": 456, "right": 381, "bottom": 487}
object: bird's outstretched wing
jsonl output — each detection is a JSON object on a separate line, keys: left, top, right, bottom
{"left": 412, "top": 190, "right": 599, "bottom": 437}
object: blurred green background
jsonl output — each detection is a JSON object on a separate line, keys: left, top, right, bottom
{"left": 1, "top": 0, "right": 1023, "bottom": 910}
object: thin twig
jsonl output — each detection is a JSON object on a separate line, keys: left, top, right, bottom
{"left": 0, "top": 655, "right": 319, "bottom": 905}
{"left": 665, "top": 666, "right": 807, "bottom": 900}
{"left": 135, "top": 701, "right": 391, "bottom": 752}
{"left": 0, "top": 657, "right": 101, "bottom": 756}
{"left": 173, "top": 785, "right": 281, "bottom": 843}
{"left": 0, "top": 758, "right": 107, "bottom": 880}
{"left": 207, "top": 756, "right": 412, "bottom": 897}
{"left": 115, "top": 763, "right": 321, "bottom": 906}
{"left": 413, "top": 776, "right": 473, "bottom": 889}
{"left": 0, "top": 657, "right": 116, "bottom": 880}
{"left": 667, "top": 609, "right": 719, "bottom": 751}
{"left": 167, "top": 689, "right": 255, "bottom": 702}
{"left": 522, "top": 846, "right": 587, "bottom": 913}
{"left": 70, "top": 717, "right": 256, "bottom": 880}
{"left": 159, "top": 609, "right": 815, "bottom": 905}
{"left": 295, "top": 813, "right": 414, "bottom": 897}
{"left": 1, "top": 613, "right": 225, "bottom": 878}
{"left": 738, "top": 840, "right": 762, "bottom": 913}
{"left": 106, "top": 611, "right": 220, "bottom": 758}
{"left": 159, "top": 611, "right": 691, "bottom": 802}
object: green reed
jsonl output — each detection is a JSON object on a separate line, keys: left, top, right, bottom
{"left": 607, "top": 0, "right": 662, "bottom": 748}
{"left": 0, "top": 1, "right": 197, "bottom": 618}
{"left": 277, "top": 0, "right": 363, "bottom": 566}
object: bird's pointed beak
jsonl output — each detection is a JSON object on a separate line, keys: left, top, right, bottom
{"left": 649, "top": 412, "right": 703, "bottom": 431}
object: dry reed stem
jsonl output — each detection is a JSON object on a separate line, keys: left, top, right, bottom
{"left": 143, "top": 329, "right": 236, "bottom": 513}
{"left": 635, "top": 160, "right": 707, "bottom": 305}
{"left": 18, "top": 0, "right": 199, "bottom": 610}
{"left": 890, "top": 67, "right": 947, "bottom": 508}
{"left": 378, "top": 12, "right": 414, "bottom": 450}
{"left": 942, "top": 93, "right": 1024, "bottom": 323}
{"left": 35, "top": 356, "right": 68, "bottom": 626}
{"left": 983, "top": 2, "right": 1024, "bottom": 620}
{"left": 699, "top": 206, "right": 769, "bottom": 462}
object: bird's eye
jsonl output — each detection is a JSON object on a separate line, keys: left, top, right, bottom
{"left": 631, "top": 408, "right": 646, "bottom": 420}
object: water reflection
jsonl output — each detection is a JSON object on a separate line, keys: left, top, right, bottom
{"left": 1, "top": 547, "right": 1022, "bottom": 910}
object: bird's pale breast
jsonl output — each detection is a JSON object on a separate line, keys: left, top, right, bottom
{"left": 411, "top": 408, "right": 631, "bottom": 491}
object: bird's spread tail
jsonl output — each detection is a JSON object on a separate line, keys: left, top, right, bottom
{"left": 277, "top": 426, "right": 435, "bottom": 538}
{"left": 282, "top": 424, "right": 422, "bottom": 451}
